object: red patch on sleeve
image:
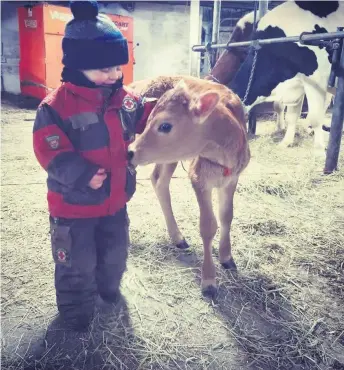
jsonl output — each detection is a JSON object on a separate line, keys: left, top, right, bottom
{"left": 33, "top": 126, "right": 74, "bottom": 169}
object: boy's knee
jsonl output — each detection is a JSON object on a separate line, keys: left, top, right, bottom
{"left": 106, "top": 242, "right": 128, "bottom": 265}
{"left": 98, "top": 213, "right": 130, "bottom": 264}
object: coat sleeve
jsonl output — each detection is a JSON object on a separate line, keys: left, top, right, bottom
{"left": 33, "top": 103, "right": 100, "bottom": 188}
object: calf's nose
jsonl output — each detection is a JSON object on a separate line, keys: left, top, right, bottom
{"left": 127, "top": 150, "right": 134, "bottom": 161}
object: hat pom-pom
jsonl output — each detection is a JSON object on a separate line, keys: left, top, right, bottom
{"left": 70, "top": 1, "right": 99, "bottom": 20}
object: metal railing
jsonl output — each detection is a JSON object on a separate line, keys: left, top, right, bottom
{"left": 192, "top": 31, "right": 344, "bottom": 52}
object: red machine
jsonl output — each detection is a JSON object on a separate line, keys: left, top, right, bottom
{"left": 18, "top": 3, "right": 134, "bottom": 100}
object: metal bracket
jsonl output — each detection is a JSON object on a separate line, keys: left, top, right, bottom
{"left": 328, "top": 28, "right": 344, "bottom": 88}
{"left": 205, "top": 42, "right": 213, "bottom": 53}
{"left": 251, "top": 39, "right": 262, "bottom": 51}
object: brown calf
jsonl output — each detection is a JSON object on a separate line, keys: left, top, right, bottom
{"left": 128, "top": 76, "right": 250, "bottom": 295}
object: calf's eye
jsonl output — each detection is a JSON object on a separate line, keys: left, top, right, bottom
{"left": 158, "top": 122, "right": 172, "bottom": 133}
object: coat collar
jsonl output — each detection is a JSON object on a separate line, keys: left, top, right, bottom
{"left": 63, "top": 82, "right": 128, "bottom": 110}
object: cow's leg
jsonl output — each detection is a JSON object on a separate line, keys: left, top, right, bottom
{"left": 217, "top": 178, "right": 238, "bottom": 270}
{"left": 321, "top": 93, "right": 334, "bottom": 132}
{"left": 279, "top": 95, "right": 304, "bottom": 148}
{"left": 192, "top": 183, "right": 217, "bottom": 295}
{"left": 151, "top": 163, "right": 189, "bottom": 249}
{"left": 274, "top": 101, "right": 285, "bottom": 131}
{"left": 304, "top": 83, "right": 327, "bottom": 155}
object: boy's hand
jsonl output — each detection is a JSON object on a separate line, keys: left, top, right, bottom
{"left": 89, "top": 168, "right": 107, "bottom": 189}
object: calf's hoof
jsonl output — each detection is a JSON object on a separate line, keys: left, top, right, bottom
{"left": 201, "top": 279, "right": 217, "bottom": 299}
{"left": 201, "top": 284, "right": 218, "bottom": 299}
{"left": 221, "top": 259, "right": 237, "bottom": 271}
{"left": 176, "top": 239, "right": 190, "bottom": 249}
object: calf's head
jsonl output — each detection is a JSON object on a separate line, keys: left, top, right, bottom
{"left": 128, "top": 80, "right": 220, "bottom": 166}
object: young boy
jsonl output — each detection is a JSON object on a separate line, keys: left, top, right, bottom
{"left": 33, "top": 0, "right": 155, "bottom": 332}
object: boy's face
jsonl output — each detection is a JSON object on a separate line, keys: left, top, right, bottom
{"left": 82, "top": 66, "right": 122, "bottom": 86}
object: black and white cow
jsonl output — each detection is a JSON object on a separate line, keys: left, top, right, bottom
{"left": 208, "top": 10, "right": 303, "bottom": 138}
{"left": 230, "top": 1, "right": 343, "bottom": 154}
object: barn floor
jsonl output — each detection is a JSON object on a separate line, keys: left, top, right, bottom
{"left": 1, "top": 96, "right": 344, "bottom": 370}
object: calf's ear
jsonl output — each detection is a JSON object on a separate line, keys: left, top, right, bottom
{"left": 174, "top": 79, "right": 189, "bottom": 92}
{"left": 192, "top": 91, "right": 220, "bottom": 122}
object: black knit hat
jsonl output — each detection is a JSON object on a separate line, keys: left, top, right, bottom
{"left": 62, "top": 1, "right": 129, "bottom": 70}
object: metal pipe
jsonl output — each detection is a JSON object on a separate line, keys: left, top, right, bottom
{"left": 1, "top": 42, "right": 4, "bottom": 93}
{"left": 324, "top": 38, "right": 344, "bottom": 174}
{"left": 210, "top": 0, "right": 221, "bottom": 67}
{"left": 189, "top": 0, "right": 201, "bottom": 77}
{"left": 211, "top": 0, "right": 221, "bottom": 43}
{"left": 192, "top": 31, "right": 344, "bottom": 52}
{"left": 248, "top": 109, "right": 257, "bottom": 135}
{"left": 328, "top": 27, "right": 344, "bottom": 88}
{"left": 252, "top": 0, "right": 258, "bottom": 34}
{"left": 258, "top": 0, "right": 269, "bottom": 20}
{"left": 247, "top": 0, "right": 260, "bottom": 136}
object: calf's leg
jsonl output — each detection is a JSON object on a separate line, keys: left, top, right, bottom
{"left": 304, "top": 83, "right": 327, "bottom": 155}
{"left": 151, "top": 163, "right": 189, "bottom": 249}
{"left": 217, "top": 178, "right": 238, "bottom": 270}
{"left": 192, "top": 182, "right": 218, "bottom": 295}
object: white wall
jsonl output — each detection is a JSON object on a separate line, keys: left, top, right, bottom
{"left": 132, "top": 2, "right": 190, "bottom": 80}
{"left": 1, "top": 2, "right": 21, "bottom": 94}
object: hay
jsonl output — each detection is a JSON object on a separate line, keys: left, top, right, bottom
{"left": 1, "top": 99, "right": 343, "bottom": 369}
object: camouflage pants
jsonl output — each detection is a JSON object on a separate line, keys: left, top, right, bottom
{"left": 49, "top": 206, "right": 129, "bottom": 329}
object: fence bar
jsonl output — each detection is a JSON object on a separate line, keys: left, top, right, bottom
{"left": 189, "top": 0, "right": 201, "bottom": 77}
{"left": 258, "top": 0, "right": 269, "bottom": 20}
{"left": 192, "top": 31, "right": 344, "bottom": 52}
{"left": 324, "top": 38, "right": 344, "bottom": 174}
{"left": 210, "top": 0, "right": 221, "bottom": 67}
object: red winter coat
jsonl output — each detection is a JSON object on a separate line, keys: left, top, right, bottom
{"left": 33, "top": 82, "right": 155, "bottom": 218}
